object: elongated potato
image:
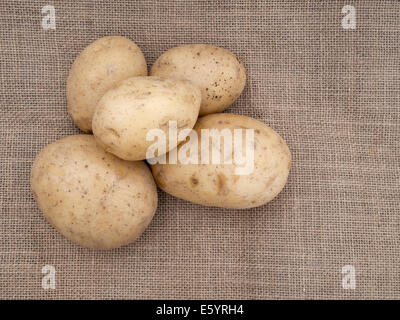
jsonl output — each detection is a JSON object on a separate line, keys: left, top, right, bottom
{"left": 150, "top": 44, "right": 246, "bottom": 116}
{"left": 67, "top": 36, "right": 147, "bottom": 132}
{"left": 92, "top": 76, "right": 201, "bottom": 161}
{"left": 30, "top": 135, "right": 157, "bottom": 249}
{"left": 151, "top": 114, "right": 291, "bottom": 209}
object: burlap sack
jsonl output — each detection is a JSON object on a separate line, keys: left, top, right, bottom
{"left": 0, "top": 0, "right": 399, "bottom": 299}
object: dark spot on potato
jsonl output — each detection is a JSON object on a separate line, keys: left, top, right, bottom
{"left": 191, "top": 177, "right": 199, "bottom": 186}
{"left": 106, "top": 128, "right": 120, "bottom": 138}
{"left": 217, "top": 173, "right": 227, "bottom": 195}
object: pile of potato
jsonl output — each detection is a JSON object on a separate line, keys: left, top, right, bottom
{"left": 31, "top": 36, "right": 291, "bottom": 250}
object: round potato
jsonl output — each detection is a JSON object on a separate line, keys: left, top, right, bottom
{"left": 30, "top": 135, "right": 157, "bottom": 249}
{"left": 150, "top": 44, "right": 246, "bottom": 116}
{"left": 92, "top": 76, "right": 201, "bottom": 161}
{"left": 67, "top": 36, "right": 147, "bottom": 132}
{"left": 151, "top": 114, "right": 291, "bottom": 209}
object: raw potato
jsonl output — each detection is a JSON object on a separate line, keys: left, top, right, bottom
{"left": 92, "top": 76, "right": 201, "bottom": 161}
{"left": 67, "top": 36, "right": 147, "bottom": 132}
{"left": 151, "top": 114, "right": 291, "bottom": 209}
{"left": 150, "top": 44, "right": 246, "bottom": 116}
{"left": 30, "top": 135, "right": 158, "bottom": 249}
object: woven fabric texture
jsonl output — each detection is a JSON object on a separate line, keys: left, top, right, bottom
{"left": 0, "top": 0, "right": 399, "bottom": 299}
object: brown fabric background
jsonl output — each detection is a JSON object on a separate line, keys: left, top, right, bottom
{"left": 0, "top": 0, "right": 399, "bottom": 300}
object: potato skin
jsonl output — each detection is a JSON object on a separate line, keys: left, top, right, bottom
{"left": 30, "top": 135, "right": 157, "bottom": 250}
{"left": 151, "top": 114, "right": 291, "bottom": 209}
{"left": 92, "top": 76, "right": 201, "bottom": 161}
{"left": 67, "top": 36, "right": 147, "bottom": 133}
{"left": 150, "top": 44, "right": 246, "bottom": 116}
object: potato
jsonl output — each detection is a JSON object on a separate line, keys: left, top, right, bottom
{"left": 67, "top": 36, "right": 147, "bottom": 132}
{"left": 92, "top": 76, "right": 201, "bottom": 161}
{"left": 150, "top": 44, "right": 246, "bottom": 116}
{"left": 30, "top": 135, "right": 157, "bottom": 249}
{"left": 151, "top": 114, "right": 291, "bottom": 209}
